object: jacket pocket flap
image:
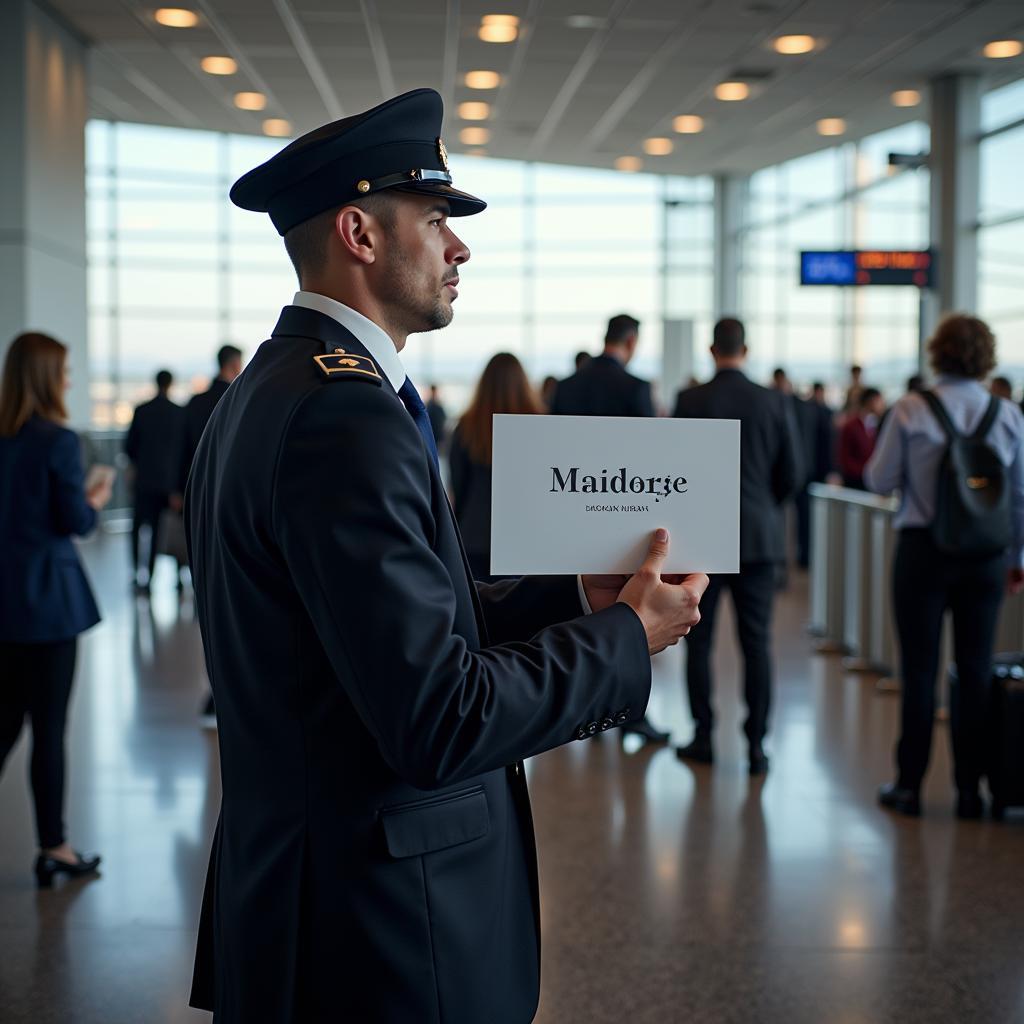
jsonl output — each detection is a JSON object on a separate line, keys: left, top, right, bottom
{"left": 381, "top": 789, "right": 489, "bottom": 858}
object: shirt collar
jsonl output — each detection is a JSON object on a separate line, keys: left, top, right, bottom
{"left": 291, "top": 291, "right": 406, "bottom": 392}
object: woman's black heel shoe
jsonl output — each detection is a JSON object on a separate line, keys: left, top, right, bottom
{"left": 35, "top": 851, "right": 101, "bottom": 888}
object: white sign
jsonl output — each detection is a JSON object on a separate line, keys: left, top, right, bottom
{"left": 490, "top": 415, "right": 740, "bottom": 575}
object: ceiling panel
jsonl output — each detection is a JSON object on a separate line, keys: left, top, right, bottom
{"left": 48, "top": 0, "right": 1024, "bottom": 177}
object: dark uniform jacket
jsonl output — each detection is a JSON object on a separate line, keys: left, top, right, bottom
{"left": 186, "top": 304, "right": 652, "bottom": 1024}
{"left": 124, "top": 393, "right": 183, "bottom": 494}
{"left": 178, "top": 377, "right": 230, "bottom": 493}
{"left": 551, "top": 353, "right": 654, "bottom": 417}
{"left": 0, "top": 417, "right": 100, "bottom": 643}
{"left": 673, "top": 368, "right": 803, "bottom": 564}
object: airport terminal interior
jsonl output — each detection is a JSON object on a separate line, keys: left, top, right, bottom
{"left": 2, "top": 0, "right": 1024, "bottom": 1021}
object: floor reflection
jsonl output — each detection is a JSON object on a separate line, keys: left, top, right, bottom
{"left": 0, "top": 534, "right": 1021, "bottom": 1023}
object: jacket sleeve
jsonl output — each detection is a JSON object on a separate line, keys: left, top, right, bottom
{"left": 475, "top": 575, "right": 585, "bottom": 645}
{"left": 864, "top": 404, "right": 905, "bottom": 495}
{"left": 273, "top": 384, "right": 652, "bottom": 790}
{"left": 49, "top": 428, "right": 97, "bottom": 537}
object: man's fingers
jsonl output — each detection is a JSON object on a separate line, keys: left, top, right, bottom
{"left": 640, "top": 528, "right": 670, "bottom": 575}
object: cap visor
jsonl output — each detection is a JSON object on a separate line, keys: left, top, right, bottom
{"left": 391, "top": 181, "right": 486, "bottom": 216}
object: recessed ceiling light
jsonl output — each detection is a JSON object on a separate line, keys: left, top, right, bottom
{"left": 614, "top": 156, "right": 642, "bottom": 173}
{"left": 458, "top": 102, "right": 491, "bottom": 121}
{"left": 154, "top": 7, "right": 198, "bottom": 28}
{"left": 817, "top": 117, "right": 846, "bottom": 136}
{"left": 200, "top": 56, "right": 237, "bottom": 75}
{"left": 459, "top": 126, "right": 491, "bottom": 145}
{"left": 234, "top": 92, "right": 267, "bottom": 111}
{"left": 479, "top": 23, "right": 517, "bottom": 42}
{"left": 479, "top": 14, "right": 519, "bottom": 42}
{"left": 983, "top": 39, "right": 1022, "bottom": 59}
{"left": 643, "top": 137, "right": 673, "bottom": 156}
{"left": 891, "top": 89, "right": 921, "bottom": 107}
{"left": 715, "top": 81, "right": 750, "bottom": 101}
{"left": 263, "top": 119, "right": 292, "bottom": 137}
{"left": 673, "top": 114, "right": 704, "bottom": 134}
{"left": 464, "top": 70, "right": 501, "bottom": 89}
{"left": 773, "top": 34, "right": 816, "bottom": 54}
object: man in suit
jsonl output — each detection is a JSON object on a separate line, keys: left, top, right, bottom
{"left": 793, "top": 382, "right": 835, "bottom": 568}
{"left": 551, "top": 314, "right": 654, "bottom": 418}
{"left": 124, "top": 369, "right": 182, "bottom": 591}
{"left": 673, "top": 318, "right": 803, "bottom": 775}
{"left": 185, "top": 88, "right": 707, "bottom": 1024}
{"left": 175, "top": 344, "right": 243, "bottom": 499}
{"left": 550, "top": 314, "right": 670, "bottom": 745}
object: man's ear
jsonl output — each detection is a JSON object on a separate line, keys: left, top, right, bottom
{"left": 335, "top": 206, "right": 379, "bottom": 266}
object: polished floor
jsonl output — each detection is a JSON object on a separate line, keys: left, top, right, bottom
{"left": 1, "top": 533, "right": 1022, "bottom": 1023}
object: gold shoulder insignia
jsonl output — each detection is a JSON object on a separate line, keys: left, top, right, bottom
{"left": 314, "top": 348, "right": 383, "bottom": 385}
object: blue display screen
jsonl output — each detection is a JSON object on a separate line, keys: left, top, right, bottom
{"left": 800, "top": 251, "right": 856, "bottom": 286}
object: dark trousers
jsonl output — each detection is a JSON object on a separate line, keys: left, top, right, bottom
{"left": 132, "top": 488, "right": 168, "bottom": 582}
{"left": 684, "top": 562, "right": 776, "bottom": 748}
{"left": 0, "top": 639, "right": 77, "bottom": 848}
{"left": 892, "top": 529, "right": 1005, "bottom": 795}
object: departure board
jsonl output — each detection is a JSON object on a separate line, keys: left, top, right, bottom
{"left": 800, "top": 249, "right": 934, "bottom": 287}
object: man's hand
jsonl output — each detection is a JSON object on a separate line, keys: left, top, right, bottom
{"left": 616, "top": 529, "right": 709, "bottom": 655}
{"left": 580, "top": 574, "right": 630, "bottom": 613}
{"left": 1008, "top": 567, "right": 1024, "bottom": 596}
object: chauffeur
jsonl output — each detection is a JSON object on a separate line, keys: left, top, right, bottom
{"left": 185, "top": 88, "right": 707, "bottom": 1024}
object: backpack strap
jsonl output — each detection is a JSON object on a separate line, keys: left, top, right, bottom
{"left": 920, "top": 390, "right": 960, "bottom": 440}
{"left": 970, "top": 395, "right": 1001, "bottom": 441}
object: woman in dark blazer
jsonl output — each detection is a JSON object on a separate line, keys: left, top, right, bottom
{"left": 0, "top": 332, "right": 111, "bottom": 886}
{"left": 448, "top": 353, "right": 542, "bottom": 582}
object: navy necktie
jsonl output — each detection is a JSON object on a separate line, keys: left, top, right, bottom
{"left": 398, "top": 377, "right": 440, "bottom": 470}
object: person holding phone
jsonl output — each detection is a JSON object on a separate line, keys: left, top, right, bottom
{"left": 0, "top": 332, "right": 110, "bottom": 887}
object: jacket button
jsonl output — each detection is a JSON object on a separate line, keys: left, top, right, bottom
{"left": 576, "top": 727, "right": 587, "bottom": 741}
{"left": 600, "top": 717, "right": 614, "bottom": 731}
{"left": 587, "top": 722, "right": 599, "bottom": 736}
{"left": 615, "top": 712, "right": 628, "bottom": 725}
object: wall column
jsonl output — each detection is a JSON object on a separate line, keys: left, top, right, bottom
{"left": 713, "top": 173, "right": 748, "bottom": 319}
{"left": 0, "top": 1, "right": 89, "bottom": 425}
{"left": 922, "top": 74, "right": 981, "bottom": 359}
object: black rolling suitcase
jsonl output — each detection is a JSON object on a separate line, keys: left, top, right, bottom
{"left": 986, "top": 653, "right": 1024, "bottom": 819}
{"left": 949, "top": 652, "right": 1024, "bottom": 819}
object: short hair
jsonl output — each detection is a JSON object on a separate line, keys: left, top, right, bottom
{"left": 811, "top": 381, "right": 825, "bottom": 391}
{"left": 712, "top": 318, "right": 745, "bottom": 357}
{"left": 772, "top": 367, "right": 787, "bottom": 380}
{"left": 991, "top": 375, "right": 1012, "bottom": 391}
{"left": 927, "top": 313, "right": 996, "bottom": 380}
{"left": 859, "top": 387, "right": 882, "bottom": 409}
{"left": 574, "top": 350, "right": 591, "bottom": 370}
{"left": 605, "top": 314, "right": 640, "bottom": 346}
{"left": 906, "top": 374, "right": 924, "bottom": 393}
{"left": 851, "top": 364, "right": 863, "bottom": 375}
{"left": 156, "top": 369, "right": 173, "bottom": 390}
{"left": 283, "top": 193, "right": 397, "bottom": 281}
{"left": 218, "top": 345, "right": 242, "bottom": 369}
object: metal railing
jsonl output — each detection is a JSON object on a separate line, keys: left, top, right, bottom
{"left": 809, "top": 483, "right": 1024, "bottom": 689}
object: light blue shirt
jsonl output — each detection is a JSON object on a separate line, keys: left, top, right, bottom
{"left": 864, "top": 375, "right": 1024, "bottom": 566}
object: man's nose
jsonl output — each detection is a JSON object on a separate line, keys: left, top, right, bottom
{"left": 447, "top": 229, "right": 470, "bottom": 266}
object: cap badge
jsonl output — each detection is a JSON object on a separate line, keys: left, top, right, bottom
{"left": 437, "top": 137, "right": 449, "bottom": 173}
{"left": 357, "top": 180, "right": 371, "bottom": 194}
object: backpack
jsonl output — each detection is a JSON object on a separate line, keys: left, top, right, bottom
{"left": 920, "top": 390, "right": 1011, "bottom": 556}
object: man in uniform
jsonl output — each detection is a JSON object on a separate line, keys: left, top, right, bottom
{"left": 185, "top": 88, "right": 707, "bottom": 1024}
